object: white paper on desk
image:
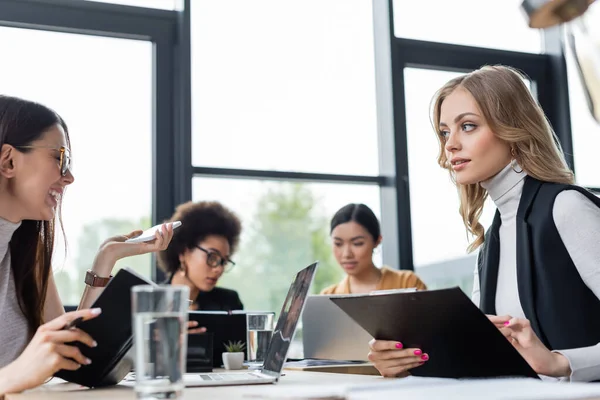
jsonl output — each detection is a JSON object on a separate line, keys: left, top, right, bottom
{"left": 243, "top": 384, "right": 346, "bottom": 400}
{"left": 243, "top": 376, "right": 455, "bottom": 400}
{"left": 348, "top": 377, "right": 600, "bottom": 400}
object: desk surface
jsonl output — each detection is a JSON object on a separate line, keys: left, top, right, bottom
{"left": 6, "top": 370, "right": 383, "bottom": 400}
{"left": 10, "top": 370, "right": 600, "bottom": 400}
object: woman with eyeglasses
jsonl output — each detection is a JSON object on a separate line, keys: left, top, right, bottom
{"left": 158, "top": 200, "right": 244, "bottom": 312}
{"left": 0, "top": 95, "right": 174, "bottom": 395}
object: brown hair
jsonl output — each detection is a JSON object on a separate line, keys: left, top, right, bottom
{"left": 0, "top": 95, "right": 70, "bottom": 334}
{"left": 431, "top": 65, "right": 574, "bottom": 252}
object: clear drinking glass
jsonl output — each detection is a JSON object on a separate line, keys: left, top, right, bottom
{"left": 132, "top": 285, "right": 189, "bottom": 399}
{"left": 246, "top": 312, "right": 275, "bottom": 366}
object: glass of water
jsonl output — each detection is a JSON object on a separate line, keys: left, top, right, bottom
{"left": 246, "top": 312, "right": 275, "bottom": 367}
{"left": 132, "top": 285, "right": 189, "bottom": 399}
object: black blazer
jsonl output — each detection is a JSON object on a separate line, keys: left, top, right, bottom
{"left": 478, "top": 176, "right": 600, "bottom": 351}
{"left": 165, "top": 275, "right": 244, "bottom": 311}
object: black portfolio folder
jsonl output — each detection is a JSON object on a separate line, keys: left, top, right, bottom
{"left": 54, "top": 267, "right": 151, "bottom": 387}
{"left": 330, "top": 287, "right": 539, "bottom": 379}
{"left": 187, "top": 311, "right": 247, "bottom": 368}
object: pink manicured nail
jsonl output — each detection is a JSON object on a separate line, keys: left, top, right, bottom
{"left": 504, "top": 321, "right": 510, "bottom": 326}
{"left": 414, "top": 350, "right": 422, "bottom": 355}
{"left": 419, "top": 361, "right": 425, "bottom": 365}
{"left": 395, "top": 342, "right": 403, "bottom": 349}
{"left": 421, "top": 354, "right": 429, "bottom": 361}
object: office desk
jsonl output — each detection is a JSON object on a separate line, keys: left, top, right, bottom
{"left": 6, "top": 370, "right": 383, "bottom": 400}
{"left": 10, "top": 371, "right": 600, "bottom": 400}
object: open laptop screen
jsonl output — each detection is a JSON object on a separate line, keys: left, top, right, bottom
{"left": 261, "top": 262, "right": 318, "bottom": 376}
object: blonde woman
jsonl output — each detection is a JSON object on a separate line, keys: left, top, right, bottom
{"left": 368, "top": 65, "right": 600, "bottom": 381}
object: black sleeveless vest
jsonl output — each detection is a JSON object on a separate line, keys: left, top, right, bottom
{"left": 478, "top": 176, "right": 600, "bottom": 351}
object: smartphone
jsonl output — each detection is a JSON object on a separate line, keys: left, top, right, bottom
{"left": 62, "top": 316, "right": 84, "bottom": 330}
{"left": 125, "top": 221, "right": 182, "bottom": 243}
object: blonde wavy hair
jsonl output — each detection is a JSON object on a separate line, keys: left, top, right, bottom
{"left": 431, "top": 65, "right": 574, "bottom": 252}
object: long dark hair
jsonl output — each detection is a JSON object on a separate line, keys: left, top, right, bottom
{"left": 330, "top": 203, "right": 381, "bottom": 242}
{"left": 0, "top": 95, "right": 70, "bottom": 334}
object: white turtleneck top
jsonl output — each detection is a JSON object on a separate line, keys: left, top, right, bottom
{"left": 471, "top": 163, "right": 600, "bottom": 382}
{"left": 0, "top": 218, "right": 30, "bottom": 368}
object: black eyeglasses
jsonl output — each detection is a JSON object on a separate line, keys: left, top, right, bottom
{"left": 15, "top": 145, "right": 71, "bottom": 176}
{"left": 195, "top": 245, "right": 235, "bottom": 272}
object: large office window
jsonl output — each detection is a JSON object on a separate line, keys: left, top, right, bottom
{"left": 564, "top": 4, "right": 600, "bottom": 188}
{"left": 0, "top": 26, "right": 153, "bottom": 304}
{"left": 190, "top": 0, "right": 378, "bottom": 176}
{"left": 392, "top": 0, "right": 542, "bottom": 53}
{"left": 191, "top": 0, "right": 380, "bottom": 317}
{"left": 191, "top": 1, "right": 381, "bottom": 359}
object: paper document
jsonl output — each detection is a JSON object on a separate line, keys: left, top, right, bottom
{"left": 243, "top": 376, "right": 455, "bottom": 399}
{"left": 348, "top": 377, "right": 600, "bottom": 400}
{"left": 245, "top": 376, "right": 600, "bottom": 400}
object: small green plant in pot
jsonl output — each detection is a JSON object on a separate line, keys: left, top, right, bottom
{"left": 222, "top": 340, "right": 246, "bottom": 370}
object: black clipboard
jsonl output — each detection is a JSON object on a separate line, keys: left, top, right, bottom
{"left": 54, "top": 267, "right": 152, "bottom": 387}
{"left": 330, "top": 287, "right": 539, "bottom": 379}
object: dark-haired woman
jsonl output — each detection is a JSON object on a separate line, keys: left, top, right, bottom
{"left": 158, "top": 200, "right": 243, "bottom": 311}
{"left": 321, "top": 203, "right": 426, "bottom": 295}
{"left": 0, "top": 95, "right": 174, "bottom": 395}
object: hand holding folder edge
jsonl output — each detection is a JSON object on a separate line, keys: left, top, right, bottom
{"left": 329, "top": 287, "right": 539, "bottom": 379}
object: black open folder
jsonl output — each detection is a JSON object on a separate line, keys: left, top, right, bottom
{"left": 187, "top": 311, "right": 247, "bottom": 368}
{"left": 54, "top": 267, "right": 151, "bottom": 387}
{"left": 330, "top": 287, "right": 539, "bottom": 379}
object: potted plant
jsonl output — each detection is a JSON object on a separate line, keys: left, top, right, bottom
{"left": 222, "top": 340, "right": 246, "bottom": 370}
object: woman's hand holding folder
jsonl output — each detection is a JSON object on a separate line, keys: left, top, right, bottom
{"left": 368, "top": 339, "right": 429, "bottom": 377}
{"left": 187, "top": 320, "right": 207, "bottom": 334}
{"left": 0, "top": 308, "right": 102, "bottom": 395}
{"left": 489, "top": 315, "right": 571, "bottom": 378}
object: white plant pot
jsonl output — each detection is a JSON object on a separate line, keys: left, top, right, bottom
{"left": 222, "top": 352, "right": 244, "bottom": 370}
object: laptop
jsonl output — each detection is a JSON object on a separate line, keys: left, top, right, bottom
{"left": 302, "top": 295, "right": 373, "bottom": 362}
{"left": 183, "top": 261, "right": 318, "bottom": 387}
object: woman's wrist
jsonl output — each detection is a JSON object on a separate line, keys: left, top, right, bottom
{"left": 551, "top": 352, "right": 572, "bottom": 377}
{"left": 0, "top": 364, "right": 20, "bottom": 395}
{"left": 90, "top": 250, "right": 116, "bottom": 277}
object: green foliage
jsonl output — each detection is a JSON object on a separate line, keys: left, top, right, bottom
{"left": 224, "top": 340, "right": 246, "bottom": 353}
{"left": 218, "top": 182, "right": 343, "bottom": 314}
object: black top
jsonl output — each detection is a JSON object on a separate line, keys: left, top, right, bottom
{"left": 478, "top": 176, "right": 600, "bottom": 351}
{"left": 193, "top": 287, "right": 244, "bottom": 311}
{"left": 166, "top": 275, "right": 244, "bottom": 311}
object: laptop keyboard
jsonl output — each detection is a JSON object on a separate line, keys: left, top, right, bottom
{"left": 199, "top": 373, "right": 262, "bottom": 381}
